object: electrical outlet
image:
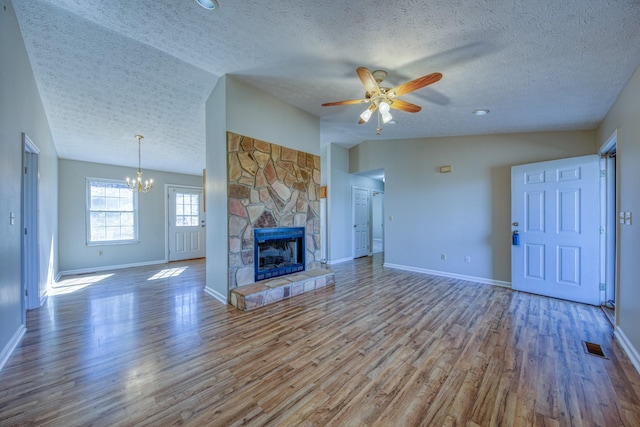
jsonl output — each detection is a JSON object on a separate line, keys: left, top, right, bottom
{"left": 441, "top": 253, "right": 446, "bottom": 260}
{"left": 465, "top": 256, "right": 471, "bottom": 263}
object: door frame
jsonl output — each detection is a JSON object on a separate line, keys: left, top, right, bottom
{"left": 165, "top": 184, "right": 205, "bottom": 262}
{"left": 599, "top": 130, "right": 618, "bottom": 322}
{"left": 372, "top": 190, "right": 384, "bottom": 254}
{"left": 352, "top": 186, "right": 370, "bottom": 258}
{"left": 22, "top": 133, "right": 41, "bottom": 314}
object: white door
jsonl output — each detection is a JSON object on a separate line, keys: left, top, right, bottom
{"left": 511, "top": 155, "right": 600, "bottom": 305}
{"left": 353, "top": 187, "right": 369, "bottom": 258}
{"left": 168, "top": 186, "right": 205, "bottom": 261}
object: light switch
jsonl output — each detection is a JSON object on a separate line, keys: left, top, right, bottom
{"left": 620, "top": 212, "right": 625, "bottom": 224}
{"left": 9, "top": 212, "right": 14, "bottom": 225}
{"left": 625, "top": 212, "right": 632, "bottom": 225}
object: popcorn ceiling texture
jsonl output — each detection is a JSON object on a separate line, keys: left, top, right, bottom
{"left": 226, "top": 132, "right": 322, "bottom": 289}
{"left": 11, "top": 0, "right": 640, "bottom": 174}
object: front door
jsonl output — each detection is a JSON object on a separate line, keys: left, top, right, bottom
{"left": 511, "top": 155, "right": 600, "bottom": 305}
{"left": 168, "top": 186, "right": 205, "bottom": 261}
{"left": 353, "top": 187, "right": 369, "bottom": 258}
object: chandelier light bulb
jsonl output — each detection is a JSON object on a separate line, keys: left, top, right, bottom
{"left": 379, "top": 101, "right": 390, "bottom": 114}
{"left": 381, "top": 111, "right": 393, "bottom": 124}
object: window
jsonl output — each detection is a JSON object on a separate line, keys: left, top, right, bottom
{"left": 175, "top": 192, "right": 200, "bottom": 226}
{"left": 87, "top": 178, "right": 137, "bottom": 244}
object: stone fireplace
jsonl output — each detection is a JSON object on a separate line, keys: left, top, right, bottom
{"left": 227, "top": 132, "right": 321, "bottom": 290}
{"left": 254, "top": 227, "right": 305, "bottom": 281}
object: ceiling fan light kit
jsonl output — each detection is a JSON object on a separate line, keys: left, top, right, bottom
{"left": 322, "top": 67, "right": 442, "bottom": 134}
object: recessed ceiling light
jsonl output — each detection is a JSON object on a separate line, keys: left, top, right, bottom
{"left": 196, "top": 0, "right": 218, "bottom": 9}
{"left": 388, "top": 120, "right": 397, "bottom": 125}
{"left": 472, "top": 109, "right": 490, "bottom": 116}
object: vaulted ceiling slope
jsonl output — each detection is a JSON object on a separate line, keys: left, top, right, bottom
{"left": 13, "top": 0, "right": 640, "bottom": 175}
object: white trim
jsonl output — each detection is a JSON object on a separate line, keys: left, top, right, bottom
{"left": 598, "top": 155, "right": 607, "bottom": 305}
{"left": 22, "top": 133, "right": 41, "bottom": 312}
{"left": 0, "top": 325, "right": 26, "bottom": 374}
{"left": 204, "top": 286, "right": 228, "bottom": 305}
{"left": 86, "top": 177, "right": 139, "bottom": 245}
{"left": 599, "top": 129, "right": 618, "bottom": 154}
{"left": 614, "top": 327, "right": 640, "bottom": 375}
{"left": 58, "top": 259, "right": 166, "bottom": 278}
{"left": 328, "top": 257, "right": 353, "bottom": 265}
{"left": 384, "top": 262, "right": 512, "bottom": 288}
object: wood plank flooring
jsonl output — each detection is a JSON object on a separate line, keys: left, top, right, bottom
{"left": 1, "top": 255, "right": 640, "bottom": 426}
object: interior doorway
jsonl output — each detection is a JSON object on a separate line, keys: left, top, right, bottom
{"left": 352, "top": 186, "right": 369, "bottom": 258}
{"left": 22, "top": 133, "right": 41, "bottom": 314}
{"left": 372, "top": 191, "right": 384, "bottom": 254}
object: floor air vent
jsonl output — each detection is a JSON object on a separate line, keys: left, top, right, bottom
{"left": 583, "top": 341, "right": 608, "bottom": 359}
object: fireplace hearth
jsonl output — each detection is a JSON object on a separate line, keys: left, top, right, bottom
{"left": 254, "top": 227, "right": 306, "bottom": 282}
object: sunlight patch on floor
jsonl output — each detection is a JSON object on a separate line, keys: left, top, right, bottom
{"left": 147, "top": 266, "right": 188, "bottom": 280}
{"left": 50, "top": 273, "right": 114, "bottom": 295}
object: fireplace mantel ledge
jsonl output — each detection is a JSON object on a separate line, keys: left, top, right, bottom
{"left": 230, "top": 268, "right": 335, "bottom": 311}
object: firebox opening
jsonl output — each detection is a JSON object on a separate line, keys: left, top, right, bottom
{"left": 254, "top": 227, "right": 305, "bottom": 282}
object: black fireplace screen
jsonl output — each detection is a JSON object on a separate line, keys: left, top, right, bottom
{"left": 254, "top": 227, "right": 305, "bottom": 281}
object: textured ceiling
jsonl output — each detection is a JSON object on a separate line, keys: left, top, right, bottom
{"left": 12, "top": 0, "right": 640, "bottom": 175}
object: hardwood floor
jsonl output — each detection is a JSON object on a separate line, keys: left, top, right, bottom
{"left": 1, "top": 255, "right": 639, "bottom": 426}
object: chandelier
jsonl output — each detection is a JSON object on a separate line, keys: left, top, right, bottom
{"left": 126, "top": 135, "right": 153, "bottom": 193}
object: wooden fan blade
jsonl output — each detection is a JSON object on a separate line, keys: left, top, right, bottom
{"left": 322, "top": 99, "right": 368, "bottom": 107}
{"left": 357, "top": 67, "right": 381, "bottom": 96}
{"left": 390, "top": 99, "right": 422, "bottom": 113}
{"left": 389, "top": 72, "right": 442, "bottom": 97}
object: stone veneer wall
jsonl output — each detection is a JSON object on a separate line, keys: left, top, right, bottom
{"left": 227, "top": 132, "right": 322, "bottom": 290}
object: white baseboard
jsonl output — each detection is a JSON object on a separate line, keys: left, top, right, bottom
{"left": 383, "top": 262, "right": 512, "bottom": 288}
{"left": 0, "top": 325, "right": 26, "bottom": 374}
{"left": 204, "top": 287, "right": 228, "bottom": 305}
{"left": 58, "top": 259, "right": 167, "bottom": 278}
{"left": 615, "top": 327, "right": 640, "bottom": 375}
{"left": 328, "top": 257, "right": 353, "bottom": 265}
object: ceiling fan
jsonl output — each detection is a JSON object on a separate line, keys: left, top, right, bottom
{"left": 322, "top": 67, "right": 442, "bottom": 134}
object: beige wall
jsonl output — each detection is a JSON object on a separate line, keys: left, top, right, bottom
{"left": 58, "top": 159, "right": 202, "bottom": 272}
{"left": 205, "top": 76, "right": 320, "bottom": 302}
{"left": 349, "top": 131, "right": 596, "bottom": 283}
{"left": 0, "top": 0, "right": 59, "bottom": 366}
{"left": 597, "top": 65, "right": 640, "bottom": 361}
